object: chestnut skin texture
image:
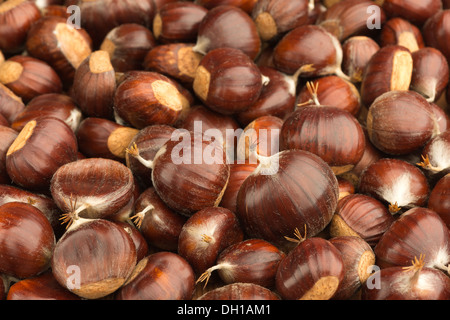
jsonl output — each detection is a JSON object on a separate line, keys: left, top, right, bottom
{"left": 115, "top": 251, "right": 195, "bottom": 300}
{"left": 428, "top": 174, "right": 450, "bottom": 228}
{"left": 0, "top": 83, "right": 25, "bottom": 123}
{"left": 0, "top": 202, "right": 55, "bottom": 279}
{"left": 198, "top": 282, "right": 280, "bottom": 300}
{"left": 0, "top": 125, "right": 18, "bottom": 184}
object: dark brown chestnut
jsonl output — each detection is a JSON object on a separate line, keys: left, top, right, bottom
{"left": 428, "top": 173, "right": 450, "bottom": 229}
{"left": 360, "top": 45, "right": 413, "bottom": 107}
{"left": 76, "top": 117, "right": 139, "bottom": 161}
{"left": 341, "top": 36, "right": 380, "bottom": 83}
{"left": 197, "top": 282, "right": 280, "bottom": 300}
{"left": 195, "top": 0, "right": 258, "bottom": 14}
{"left": 51, "top": 217, "right": 137, "bottom": 299}
{"left": 366, "top": 90, "right": 440, "bottom": 155}
{"left": 0, "top": 202, "right": 55, "bottom": 279}
{"left": 115, "top": 251, "right": 195, "bottom": 300}
{"left": 100, "top": 23, "right": 156, "bottom": 73}
{"left": 153, "top": 2, "right": 208, "bottom": 44}
{"left": 0, "top": 55, "right": 62, "bottom": 103}
{"left": 6, "top": 117, "right": 78, "bottom": 192}
{"left": 275, "top": 237, "right": 345, "bottom": 300}
{"left": 114, "top": 71, "right": 191, "bottom": 129}
{"left": 358, "top": 158, "right": 429, "bottom": 214}
{"left": 132, "top": 187, "right": 187, "bottom": 252}
{"left": 178, "top": 206, "right": 244, "bottom": 275}
{"left": 379, "top": 17, "right": 424, "bottom": 52}
{"left": 193, "top": 5, "right": 261, "bottom": 60}
{"left": 192, "top": 47, "right": 267, "bottom": 115}
{"left": 11, "top": 93, "right": 82, "bottom": 132}
{"left": 0, "top": 83, "right": 25, "bottom": 123}
{"left": 0, "top": 0, "right": 41, "bottom": 54}
{"left": 381, "top": 0, "right": 442, "bottom": 26}
{"left": 0, "top": 125, "right": 17, "bottom": 184}
{"left": 236, "top": 149, "right": 339, "bottom": 247}
{"left": 71, "top": 50, "right": 116, "bottom": 119}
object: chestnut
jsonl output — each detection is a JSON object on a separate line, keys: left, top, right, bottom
{"left": 197, "top": 282, "right": 280, "bottom": 300}
{"left": 366, "top": 90, "right": 440, "bottom": 155}
{"left": 341, "top": 36, "right": 380, "bottom": 83}
{"left": 422, "top": 9, "right": 450, "bottom": 64}
{"left": 100, "top": 23, "right": 157, "bottom": 73}
{"left": 193, "top": 5, "right": 261, "bottom": 60}
{"left": 0, "top": 125, "right": 18, "bottom": 184}
{"left": 153, "top": 2, "right": 208, "bottom": 44}
{"left": 178, "top": 206, "right": 244, "bottom": 275}
{"left": 374, "top": 207, "right": 450, "bottom": 272}
{"left": 358, "top": 158, "right": 429, "bottom": 214}
{"left": 379, "top": 17, "right": 424, "bottom": 52}
{"left": 115, "top": 251, "right": 195, "bottom": 300}
{"left": 410, "top": 47, "right": 449, "bottom": 103}
{"left": 236, "top": 66, "right": 297, "bottom": 127}
{"left": 7, "top": 271, "right": 81, "bottom": 300}
{"left": 125, "top": 124, "right": 175, "bottom": 189}
{"left": 6, "top": 117, "right": 78, "bottom": 192}
{"left": 360, "top": 45, "right": 413, "bottom": 107}
{"left": 143, "top": 43, "right": 203, "bottom": 86}
{"left": 25, "top": 16, "right": 93, "bottom": 87}
{"left": 275, "top": 237, "right": 345, "bottom": 300}
{"left": 50, "top": 158, "right": 135, "bottom": 223}
{"left": 195, "top": 0, "right": 258, "bottom": 14}
{"left": 381, "top": 0, "right": 442, "bottom": 26}
{"left": 0, "top": 83, "right": 25, "bottom": 123}
{"left": 11, "top": 93, "right": 82, "bottom": 132}
{"left": 329, "top": 194, "right": 396, "bottom": 247}
{"left": 197, "top": 238, "right": 285, "bottom": 288}
{"left": 192, "top": 47, "right": 267, "bottom": 115}
{"left": 317, "top": 0, "right": 386, "bottom": 42}
{"left": 51, "top": 217, "right": 137, "bottom": 300}
{"left": 329, "top": 236, "right": 376, "bottom": 300}
{"left": 132, "top": 187, "right": 187, "bottom": 252}
{"left": 71, "top": 50, "right": 116, "bottom": 120}
{"left": 113, "top": 221, "right": 149, "bottom": 262}
{"left": 0, "top": 0, "right": 41, "bottom": 54}
{"left": 417, "top": 130, "right": 450, "bottom": 177}
{"left": 428, "top": 173, "right": 450, "bottom": 229}
{"left": 76, "top": 117, "right": 139, "bottom": 161}
{"left": 0, "top": 55, "right": 62, "bottom": 103}
{"left": 114, "top": 71, "right": 191, "bottom": 129}
{"left": 251, "top": 0, "right": 310, "bottom": 43}
{"left": 236, "top": 149, "right": 339, "bottom": 247}
{"left": 272, "top": 24, "right": 349, "bottom": 80}
{"left": 127, "top": 131, "right": 230, "bottom": 216}
{"left": 0, "top": 202, "right": 55, "bottom": 279}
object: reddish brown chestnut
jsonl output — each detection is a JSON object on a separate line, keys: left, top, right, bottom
{"left": 193, "top": 5, "right": 261, "bottom": 60}
{"left": 417, "top": 130, "right": 450, "bottom": 176}
{"left": 51, "top": 217, "right": 137, "bottom": 299}
{"left": 0, "top": 83, "right": 25, "bottom": 123}
{"left": 379, "top": 17, "right": 424, "bottom": 52}
{"left": 275, "top": 237, "right": 345, "bottom": 300}
{"left": 360, "top": 45, "right": 413, "bottom": 107}
{"left": 50, "top": 158, "right": 135, "bottom": 223}
{"left": 428, "top": 173, "right": 450, "bottom": 229}
{"left": 178, "top": 206, "right": 244, "bottom": 275}
{"left": 374, "top": 207, "right": 450, "bottom": 272}
{"left": 0, "top": 202, "right": 55, "bottom": 279}
{"left": 422, "top": 9, "right": 450, "bottom": 63}
{"left": 193, "top": 47, "right": 267, "bottom": 115}
{"left": 6, "top": 117, "right": 78, "bottom": 192}
{"left": 71, "top": 50, "right": 116, "bottom": 119}
{"left": 329, "top": 194, "right": 396, "bottom": 246}
{"left": 127, "top": 131, "right": 230, "bottom": 216}
{"left": 381, "top": 0, "right": 442, "bottom": 26}
{"left": 76, "top": 117, "right": 139, "bottom": 161}
{"left": 358, "top": 158, "right": 429, "bottom": 214}
{"left": 341, "top": 36, "right": 380, "bottom": 83}
{"left": 114, "top": 71, "right": 191, "bottom": 129}
{"left": 195, "top": 0, "right": 258, "bottom": 14}
{"left": 100, "top": 23, "right": 156, "bottom": 73}
{"left": 366, "top": 90, "right": 440, "bottom": 155}
{"left": 0, "top": 55, "right": 62, "bottom": 103}
{"left": 197, "top": 282, "right": 280, "bottom": 300}
{"left": 0, "top": 125, "right": 17, "bottom": 184}
{"left": 115, "top": 251, "right": 195, "bottom": 300}
{"left": 251, "top": 0, "right": 310, "bottom": 42}
{"left": 153, "top": 2, "right": 208, "bottom": 44}
{"left": 6, "top": 271, "right": 81, "bottom": 300}
{"left": 197, "top": 238, "right": 285, "bottom": 288}
{"left": 0, "top": 0, "right": 41, "bottom": 54}
{"left": 113, "top": 221, "right": 149, "bottom": 262}
{"left": 236, "top": 149, "right": 339, "bottom": 247}
{"left": 131, "top": 187, "right": 187, "bottom": 252}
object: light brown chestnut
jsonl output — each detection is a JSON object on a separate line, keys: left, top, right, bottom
{"left": 193, "top": 5, "right": 261, "bottom": 60}
{"left": 0, "top": 55, "right": 62, "bottom": 103}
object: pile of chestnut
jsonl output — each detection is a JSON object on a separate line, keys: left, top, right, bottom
{"left": 0, "top": 0, "right": 449, "bottom": 301}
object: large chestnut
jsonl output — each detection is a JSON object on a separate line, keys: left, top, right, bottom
{"left": 115, "top": 251, "right": 195, "bottom": 300}
{"left": 0, "top": 202, "right": 55, "bottom": 279}
{"left": 236, "top": 149, "right": 339, "bottom": 247}
{"left": 192, "top": 47, "right": 267, "bottom": 115}
{"left": 275, "top": 237, "right": 345, "bottom": 300}
{"left": 6, "top": 117, "right": 78, "bottom": 192}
